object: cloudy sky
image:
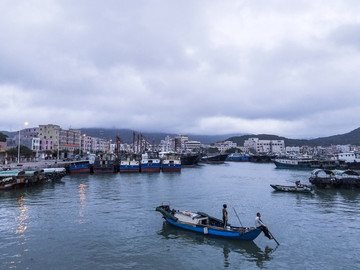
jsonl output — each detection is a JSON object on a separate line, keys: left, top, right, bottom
{"left": 1, "top": 0, "right": 360, "bottom": 138}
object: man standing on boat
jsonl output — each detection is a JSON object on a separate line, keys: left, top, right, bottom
{"left": 255, "top": 212, "right": 273, "bottom": 240}
{"left": 222, "top": 204, "right": 228, "bottom": 228}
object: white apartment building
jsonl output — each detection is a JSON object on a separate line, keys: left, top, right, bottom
{"left": 185, "top": 140, "right": 202, "bottom": 151}
{"left": 215, "top": 141, "right": 237, "bottom": 152}
{"left": 159, "top": 136, "right": 175, "bottom": 152}
{"left": 244, "top": 138, "right": 285, "bottom": 154}
{"left": 175, "top": 135, "right": 189, "bottom": 151}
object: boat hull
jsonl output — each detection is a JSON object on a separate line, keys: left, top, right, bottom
{"left": 119, "top": 165, "right": 140, "bottom": 173}
{"left": 201, "top": 154, "right": 228, "bottom": 164}
{"left": 270, "top": 184, "right": 313, "bottom": 193}
{"left": 68, "top": 161, "right": 91, "bottom": 174}
{"left": 165, "top": 218, "right": 261, "bottom": 240}
{"left": 162, "top": 165, "right": 181, "bottom": 172}
{"left": 141, "top": 165, "right": 161, "bottom": 173}
{"left": 69, "top": 167, "right": 91, "bottom": 174}
{"left": 180, "top": 153, "right": 201, "bottom": 167}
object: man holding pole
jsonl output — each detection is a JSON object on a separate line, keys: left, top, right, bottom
{"left": 255, "top": 212, "right": 273, "bottom": 240}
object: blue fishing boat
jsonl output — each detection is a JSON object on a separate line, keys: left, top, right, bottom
{"left": 67, "top": 160, "right": 91, "bottom": 174}
{"left": 160, "top": 152, "right": 181, "bottom": 172}
{"left": 141, "top": 152, "right": 160, "bottom": 173}
{"left": 226, "top": 153, "right": 250, "bottom": 162}
{"left": 156, "top": 205, "right": 261, "bottom": 241}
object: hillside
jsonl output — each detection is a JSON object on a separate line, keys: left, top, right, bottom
{"left": 80, "top": 128, "right": 236, "bottom": 145}
{"left": 3, "top": 127, "right": 360, "bottom": 146}
{"left": 227, "top": 127, "right": 360, "bottom": 147}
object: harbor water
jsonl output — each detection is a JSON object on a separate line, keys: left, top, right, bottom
{"left": 1, "top": 162, "right": 359, "bottom": 269}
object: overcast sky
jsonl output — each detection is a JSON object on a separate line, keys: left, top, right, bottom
{"left": 1, "top": 0, "right": 360, "bottom": 138}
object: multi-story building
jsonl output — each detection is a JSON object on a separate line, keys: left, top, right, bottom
{"left": 185, "top": 140, "right": 202, "bottom": 151}
{"left": 159, "top": 136, "right": 175, "bottom": 152}
{"left": 80, "top": 135, "right": 111, "bottom": 154}
{"left": 7, "top": 127, "right": 40, "bottom": 153}
{"left": 59, "top": 129, "right": 81, "bottom": 152}
{"left": 174, "top": 135, "right": 189, "bottom": 151}
{"left": 38, "top": 124, "right": 60, "bottom": 151}
{"left": 215, "top": 141, "right": 237, "bottom": 152}
{"left": 81, "top": 134, "right": 92, "bottom": 154}
{"left": 244, "top": 138, "right": 285, "bottom": 154}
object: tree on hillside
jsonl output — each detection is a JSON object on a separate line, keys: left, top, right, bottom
{"left": 0, "top": 132, "right": 8, "bottom": 142}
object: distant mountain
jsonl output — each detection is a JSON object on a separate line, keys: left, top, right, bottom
{"left": 3, "top": 126, "right": 360, "bottom": 146}
{"left": 1, "top": 131, "right": 16, "bottom": 137}
{"left": 227, "top": 128, "right": 360, "bottom": 147}
{"left": 80, "top": 128, "right": 238, "bottom": 144}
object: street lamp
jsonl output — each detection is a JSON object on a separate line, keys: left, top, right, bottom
{"left": 17, "top": 122, "right": 29, "bottom": 163}
{"left": 81, "top": 134, "right": 86, "bottom": 156}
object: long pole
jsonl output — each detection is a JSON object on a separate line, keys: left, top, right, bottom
{"left": 232, "top": 207, "right": 243, "bottom": 227}
{"left": 268, "top": 230, "right": 280, "bottom": 246}
{"left": 261, "top": 217, "right": 280, "bottom": 246}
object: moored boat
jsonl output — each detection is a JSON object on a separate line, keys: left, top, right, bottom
{"left": 226, "top": 153, "right": 250, "bottom": 162}
{"left": 249, "top": 154, "right": 275, "bottom": 163}
{"left": 141, "top": 152, "right": 160, "bottom": 173}
{"left": 309, "top": 169, "right": 360, "bottom": 189}
{"left": 120, "top": 158, "right": 140, "bottom": 173}
{"left": 67, "top": 160, "right": 91, "bottom": 174}
{"left": 180, "top": 152, "right": 201, "bottom": 167}
{"left": 200, "top": 154, "right": 228, "bottom": 164}
{"left": 274, "top": 157, "right": 346, "bottom": 170}
{"left": 160, "top": 152, "right": 181, "bottom": 172}
{"left": 156, "top": 204, "right": 261, "bottom": 241}
{"left": 0, "top": 170, "right": 26, "bottom": 190}
{"left": 93, "top": 154, "right": 118, "bottom": 173}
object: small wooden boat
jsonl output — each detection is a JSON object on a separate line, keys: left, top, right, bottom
{"left": 270, "top": 183, "right": 313, "bottom": 193}
{"left": 156, "top": 204, "right": 261, "bottom": 241}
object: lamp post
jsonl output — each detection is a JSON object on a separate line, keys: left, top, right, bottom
{"left": 17, "top": 122, "right": 29, "bottom": 163}
{"left": 81, "top": 134, "right": 86, "bottom": 156}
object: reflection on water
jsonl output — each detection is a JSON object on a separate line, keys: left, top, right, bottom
{"left": 7, "top": 195, "right": 30, "bottom": 267}
{"left": 78, "top": 184, "right": 87, "bottom": 223}
{"left": 158, "top": 222, "right": 274, "bottom": 268}
{"left": 16, "top": 195, "right": 28, "bottom": 235}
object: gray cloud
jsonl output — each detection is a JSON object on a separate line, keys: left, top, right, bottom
{"left": 1, "top": 0, "right": 360, "bottom": 138}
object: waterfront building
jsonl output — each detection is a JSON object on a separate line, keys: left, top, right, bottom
{"left": 6, "top": 128, "right": 40, "bottom": 153}
{"left": 185, "top": 140, "right": 202, "bottom": 151}
{"left": 285, "top": 146, "right": 300, "bottom": 154}
{"left": 59, "top": 129, "right": 81, "bottom": 152}
{"left": 92, "top": 137, "right": 110, "bottom": 153}
{"left": 81, "top": 135, "right": 92, "bottom": 154}
{"left": 215, "top": 141, "right": 237, "bottom": 152}
{"left": 159, "top": 136, "right": 175, "bottom": 152}
{"left": 39, "top": 124, "right": 60, "bottom": 151}
{"left": 244, "top": 138, "right": 285, "bottom": 154}
{"left": 175, "top": 135, "right": 189, "bottom": 151}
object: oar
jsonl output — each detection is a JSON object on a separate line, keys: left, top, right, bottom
{"left": 260, "top": 217, "right": 280, "bottom": 246}
{"left": 268, "top": 230, "right": 280, "bottom": 246}
{"left": 232, "top": 207, "right": 244, "bottom": 227}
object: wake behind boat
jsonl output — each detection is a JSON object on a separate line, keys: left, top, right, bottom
{"left": 156, "top": 204, "right": 261, "bottom": 241}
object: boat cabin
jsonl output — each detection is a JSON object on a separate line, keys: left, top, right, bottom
{"left": 174, "top": 211, "right": 209, "bottom": 225}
